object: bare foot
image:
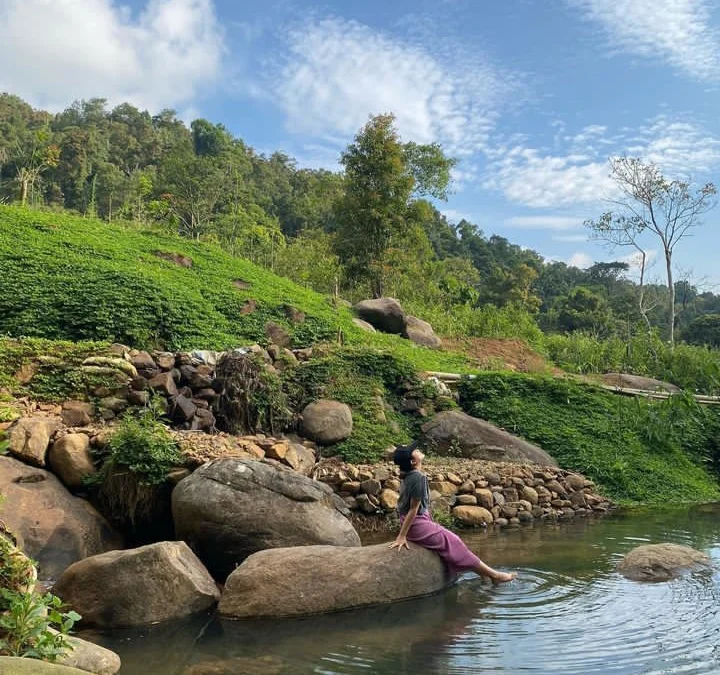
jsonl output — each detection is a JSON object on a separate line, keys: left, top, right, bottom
{"left": 491, "top": 571, "right": 517, "bottom": 584}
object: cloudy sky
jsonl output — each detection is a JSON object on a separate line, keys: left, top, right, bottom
{"left": 2, "top": 0, "right": 720, "bottom": 278}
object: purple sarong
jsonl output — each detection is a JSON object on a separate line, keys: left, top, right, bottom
{"left": 401, "top": 512, "right": 482, "bottom": 577}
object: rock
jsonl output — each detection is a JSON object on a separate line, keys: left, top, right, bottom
{"left": 520, "top": 485, "right": 539, "bottom": 505}
{"left": 61, "top": 401, "right": 94, "bottom": 427}
{"left": 0, "top": 658, "right": 86, "bottom": 674}
{"left": 352, "top": 318, "right": 376, "bottom": 333}
{"left": 59, "top": 634, "right": 122, "bottom": 674}
{"left": 453, "top": 505, "right": 493, "bottom": 526}
{"left": 130, "top": 351, "right": 156, "bottom": 372}
{"left": 353, "top": 298, "right": 407, "bottom": 334}
{"left": 149, "top": 371, "right": 178, "bottom": 397}
{"left": 82, "top": 357, "right": 137, "bottom": 378}
{"left": 283, "top": 305, "right": 305, "bottom": 324}
{"left": 456, "top": 494, "right": 478, "bottom": 506}
{"left": 292, "top": 443, "right": 316, "bottom": 476}
{"left": 617, "top": 543, "right": 711, "bottom": 582}
{"left": 170, "top": 394, "right": 197, "bottom": 424}
{"left": 218, "top": 542, "right": 450, "bottom": 618}
{"left": 421, "top": 411, "right": 558, "bottom": 466}
{"left": 127, "top": 389, "right": 150, "bottom": 406}
{"left": 6, "top": 416, "right": 59, "bottom": 467}
{"left": 379, "top": 489, "right": 399, "bottom": 511}
{"left": 172, "top": 459, "right": 360, "bottom": 579}
{"left": 446, "top": 472, "right": 463, "bottom": 486}
{"left": 264, "top": 321, "right": 291, "bottom": 348}
{"left": 356, "top": 494, "right": 377, "bottom": 514}
{"left": 0, "top": 457, "right": 121, "bottom": 579}
{"left": 428, "top": 481, "right": 457, "bottom": 497}
{"left": 360, "top": 478, "right": 381, "bottom": 496}
{"left": 340, "top": 481, "right": 361, "bottom": 495}
{"left": 48, "top": 434, "right": 97, "bottom": 489}
{"left": 301, "top": 400, "right": 353, "bottom": 445}
{"left": 53, "top": 542, "right": 219, "bottom": 628}
{"left": 569, "top": 491, "right": 587, "bottom": 508}
{"left": 403, "top": 315, "right": 442, "bottom": 349}
{"left": 600, "top": 373, "right": 681, "bottom": 393}
{"left": 475, "top": 488, "right": 494, "bottom": 510}
{"left": 155, "top": 352, "right": 177, "bottom": 370}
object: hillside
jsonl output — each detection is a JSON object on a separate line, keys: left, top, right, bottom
{"left": 0, "top": 205, "right": 470, "bottom": 374}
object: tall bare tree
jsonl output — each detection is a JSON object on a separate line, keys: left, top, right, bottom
{"left": 586, "top": 157, "right": 716, "bottom": 345}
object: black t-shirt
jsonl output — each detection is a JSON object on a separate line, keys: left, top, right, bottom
{"left": 397, "top": 470, "right": 430, "bottom": 516}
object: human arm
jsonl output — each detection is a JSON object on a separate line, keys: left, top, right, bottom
{"left": 389, "top": 498, "right": 420, "bottom": 551}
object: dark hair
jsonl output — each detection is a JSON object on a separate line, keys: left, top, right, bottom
{"left": 393, "top": 441, "right": 418, "bottom": 473}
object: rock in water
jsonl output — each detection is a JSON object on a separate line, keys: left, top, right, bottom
{"left": 421, "top": 410, "right": 558, "bottom": 466}
{"left": 58, "top": 634, "right": 122, "bottom": 675}
{"left": 300, "top": 399, "right": 353, "bottom": 445}
{"left": 218, "top": 542, "right": 450, "bottom": 618}
{"left": 617, "top": 543, "right": 711, "bottom": 582}
{"left": 0, "top": 457, "right": 121, "bottom": 579}
{"left": 172, "top": 459, "right": 361, "bottom": 580}
{"left": 0, "top": 658, "right": 86, "bottom": 674}
{"left": 53, "top": 541, "right": 219, "bottom": 628}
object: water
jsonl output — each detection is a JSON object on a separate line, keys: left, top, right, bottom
{"left": 82, "top": 505, "right": 720, "bottom": 674}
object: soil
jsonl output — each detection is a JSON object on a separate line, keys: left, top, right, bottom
{"left": 441, "top": 337, "right": 561, "bottom": 374}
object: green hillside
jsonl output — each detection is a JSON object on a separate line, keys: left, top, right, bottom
{"left": 0, "top": 205, "right": 470, "bottom": 373}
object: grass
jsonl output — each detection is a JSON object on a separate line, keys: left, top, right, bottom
{"left": 459, "top": 372, "right": 720, "bottom": 505}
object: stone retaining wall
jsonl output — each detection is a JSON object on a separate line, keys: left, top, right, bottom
{"left": 313, "top": 458, "right": 615, "bottom": 529}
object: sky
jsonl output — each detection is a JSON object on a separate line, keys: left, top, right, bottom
{"left": 2, "top": 0, "right": 720, "bottom": 282}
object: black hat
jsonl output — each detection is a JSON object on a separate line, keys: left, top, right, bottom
{"left": 393, "top": 441, "right": 418, "bottom": 473}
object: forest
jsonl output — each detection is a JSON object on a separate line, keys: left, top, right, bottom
{"left": 3, "top": 92, "right": 720, "bottom": 361}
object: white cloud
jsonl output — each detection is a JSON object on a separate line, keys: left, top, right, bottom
{"left": 566, "top": 0, "right": 720, "bottom": 81}
{"left": 0, "top": 0, "right": 225, "bottom": 112}
{"left": 270, "top": 17, "right": 513, "bottom": 155}
{"left": 485, "top": 116, "right": 720, "bottom": 208}
{"left": 504, "top": 215, "right": 584, "bottom": 230}
{"left": 441, "top": 209, "right": 473, "bottom": 223}
{"left": 568, "top": 251, "right": 594, "bottom": 269}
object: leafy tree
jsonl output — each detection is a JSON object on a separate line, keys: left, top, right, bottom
{"left": 683, "top": 314, "right": 720, "bottom": 347}
{"left": 335, "top": 114, "right": 455, "bottom": 297}
{"left": 586, "top": 157, "right": 717, "bottom": 344}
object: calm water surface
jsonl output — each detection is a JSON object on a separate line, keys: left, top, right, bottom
{"left": 82, "top": 505, "right": 720, "bottom": 674}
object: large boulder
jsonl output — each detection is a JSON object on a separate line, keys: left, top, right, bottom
{"left": 421, "top": 410, "right": 558, "bottom": 466}
{"left": 300, "top": 399, "right": 353, "bottom": 445}
{"left": 218, "top": 542, "right": 450, "bottom": 618}
{"left": 0, "top": 457, "right": 121, "bottom": 579}
{"left": 0, "top": 658, "right": 86, "bottom": 674}
{"left": 48, "top": 434, "right": 97, "bottom": 490}
{"left": 59, "top": 635, "right": 122, "bottom": 675}
{"left": 403, "top": 315, "right": 442, "bottom": 349}
{"left": 172, "top": 459, "right": 361, "bottom": 580}
{"left": 53, "top": 541, "right": 219, "bottom": 628}
{"left": 600, "top": 373, "right": 681, "bottom": 393}
{"left": 617, "top": 543, "right": 711, "bottom": 582}
{"left": 6, "top": 416, "right": 60, "bottom": 466}
{"left": 353, "top": 298, "right": 407, "bottom": 335}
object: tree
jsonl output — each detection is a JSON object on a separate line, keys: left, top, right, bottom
{"left": 335, "top": 114, "right": 455, "bottom": 297}
{"left": 586, "top": 157, "right": 717, "bottom": 345}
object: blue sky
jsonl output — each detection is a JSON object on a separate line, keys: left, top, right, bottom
{"left": 2, "top": 0, "right": 720, "bottom": 282}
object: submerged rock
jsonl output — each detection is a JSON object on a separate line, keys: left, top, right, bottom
{"left": 0, "top": 457, "right": 121, "bottom": 579}
{"left": 421, "top": 410, "right": 558, "bottom": 466}
{"left": 53, "top": 541, "right": 219, "bottom": 628}
{"left": 172, "top": 459, "right": 360, "bottom": 580}
{"left": 58, "top": 634, "right": 122, "bottom": 675}
{"left": 218, "top": 542, "right": 450, "bottom": 618}
{"left": 617, "top": 543, "right": 711, "bottom": 582}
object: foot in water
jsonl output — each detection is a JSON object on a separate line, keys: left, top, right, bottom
{"left": 491, "top": 571, "right": 517, "bottom": 584}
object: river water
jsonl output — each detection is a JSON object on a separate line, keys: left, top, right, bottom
{"left": 81, "top": 504, "right": 720, "bottom": 674}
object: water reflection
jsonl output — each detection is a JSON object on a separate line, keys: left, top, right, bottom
{"left": 86, "top": 504, "right": 720, "bottom": 674}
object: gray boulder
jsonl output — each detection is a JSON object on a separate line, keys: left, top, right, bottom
{"left": 0, "top": 457, "right": 121, "bottom": 579}
{"left": 404, "top": 315, "right": 442, "bottom": 349}
{"left": 351, "top": 317, "right": 376, "bottom": 333}
{"left": 53, "top": 541, "right": 219, "bottom": 628}
{"left": 600, "top": 372, "right": 681, "bottom": 392}
{"left": 6, "top": 416, "right": 60, "bottom": 467}
{"left": 172, "top": 459, "right": 360, "bottom": 580}
{"left": 218, "top": 542, "right": 450, "bottom": 618}
{"left": 58, "top": 634, "right": 122, "bottom": 674}
{"left": 353, "top": 298, "right": 406, "bottom": 334}
{"left": 421, "top": 410, "right": 558, "bottom": 466}
{"left": 617, "top": 543, "right": 711, "bottom": 582}
{"left": 301, "top": 399, "right": 353, "bottom": 445}
{"left": 48, "top": 434, "right": 97, "bottom": 490}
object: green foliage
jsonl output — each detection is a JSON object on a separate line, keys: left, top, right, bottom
{"left": 104, "top": 410, "right": 182, "bottom": 486}
{"left": 545, "top": 331, "right": 720, "bottom": 393}
{"left": 459, "top": 373, "right": 720, "bottom": 504}
{"left": 0, "top": 591, "right": 80, "bottom": 661}
{"left": 683, "top": 313, "right": 720, "bottom": 347}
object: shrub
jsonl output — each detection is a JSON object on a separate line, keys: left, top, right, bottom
{"left": 458, "top": 372, "right": 720, "bottom": 504}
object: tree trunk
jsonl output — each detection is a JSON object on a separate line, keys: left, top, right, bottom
{"left": 665, "top": 249, "right": 675, "bottom": 347}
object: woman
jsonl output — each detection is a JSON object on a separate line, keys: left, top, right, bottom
{"left": 390, "top": 442, "right": 516, "bottom": 583}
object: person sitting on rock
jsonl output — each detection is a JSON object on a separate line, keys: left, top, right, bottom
{"left": 390, "top": 442, "right": 516, "bottom": 584}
